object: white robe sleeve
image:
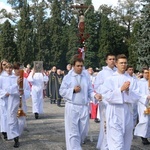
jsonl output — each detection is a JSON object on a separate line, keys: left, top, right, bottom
{"left": 7, "top": 83, "right": 19, "bottom": 95}
{"left": 88, "top": 78, "right": 97, "bottom": 103}
{"left": 22, "top": 78, "right": 31, "bottom": 101}
{"left": 59, "top": 75, "right": 74, "bottom": 101}
{"left": 136, "top": 81, "right": 149, "bottom": 106}
{"left": 124, "top": 79, "right": 141, "bottom": 104}
{"left": 101, "top": 78, "right": 123, "bottom": 104}
{"left": 0, "top": 77, "right": 7, "bottom": 98}
{"left": 27, "top": 72, "right": 34, "bottom": 84}
{"left": 94, "top": 71, "right": 104, "bottom": 93}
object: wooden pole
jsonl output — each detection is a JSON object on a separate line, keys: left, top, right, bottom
{"left": 19, "top": 69, "right": 24, "bottom": 90}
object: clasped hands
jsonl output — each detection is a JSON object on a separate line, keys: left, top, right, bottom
{"left": 94, "top": 93, "right": 102, "bottom": 101}
{"left": 121, "top": 81, "right": 130, "bottom": 93}
{"left": 74, "top": 86, "right": 81, "bottom": 93}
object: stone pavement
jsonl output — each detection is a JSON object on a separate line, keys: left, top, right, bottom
{"left": 0, "top": 98, "right": 150, "bottom": 150}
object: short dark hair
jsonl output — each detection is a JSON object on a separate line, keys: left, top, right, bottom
{"left": 141, "top": 67, "right": 149, "bottom": 73}
{"left": 116, "top": 54, "right": 127, "bottom": 61}
{"left": 105, "top": 53, "right": 115, "bottom": 60}
{"left": 70, "top": 54, "right": 82, "bottom": 65}
{"left": 72, "top": 56, "right": 84, "bottom": 66}
{"left": 126, "top": 65, "right": 134, "bottom": 70}
{"left": 13, "top": 62, "right": 21, "bottom": 69}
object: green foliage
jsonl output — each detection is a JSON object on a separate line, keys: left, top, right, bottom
{"left": 136, "top": 1, "right": 150, "bottom": 70}
{"left": 31, "top": 1, "right": 48, "bottom": 62}
{"left": 66, "top": 17, "right": 79, "bottom": 63}
{"left": 84, "top": 0, "right": 99, "bottom": 68}
{"left": 48, "top": 0, "right": 63, "bottom": 68}
{"left": 116, "top": 0, "right": 140, "bottom": 38}
{"left": 98, "top": 6, "right": 128, "bottom": 68}
{"left": 0, "top": 0, "right": 147, "bottom": 71}
{"left": 0, "top": 20, "right": 17, "bottom": 62}
{"left": 16, "top": 2, "right": 33, "bottom": 65}
{"left": 128, "top": 21, "right": 140, "bottom": 69}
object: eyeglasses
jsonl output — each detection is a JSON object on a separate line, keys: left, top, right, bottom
{"left": 143, "top": 72, "right": 149, "bottom": 74}
{"left": 119, "top": 62, "right": 128, "bottom": 65}
{"left": 108, "top": 58, "right": 115, "bottom": 60}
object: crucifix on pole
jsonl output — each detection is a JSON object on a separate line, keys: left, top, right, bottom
{"left": 70, "top": 1, "right": 93, "bottom": 59}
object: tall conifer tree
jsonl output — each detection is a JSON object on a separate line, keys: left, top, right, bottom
{"left": 17, "top": 1, "right": 33, "bottom": 64}
{"left": 136, "top": 0, "right": 150, "bottom": 70}
{"left": 48, "top": 0, "right": 63, "bottom": 67}
{"left": 66, "top": 17, "right": 79, "bottom": 62}
{"left": 0, "top": 20, "right": 17, "bottom": 62}
{"left": 84, "top": 0, "right": 99, "bottom": 68}
{"left": 128, "top": 21, "right": 140, "bottom": 69}
{"left": 32, "top": 1, "right": 48, "bottom": 62}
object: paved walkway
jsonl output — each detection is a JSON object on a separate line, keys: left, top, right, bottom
{"left": 0, "top": 98, "right": 150, "bottom": 150}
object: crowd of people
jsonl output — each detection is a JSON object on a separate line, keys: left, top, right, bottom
{"left": 0, "top": 54, "right": 149, "bottom": 150}
{"left": 0, "top": 59, "right": 72, "bottom": 148}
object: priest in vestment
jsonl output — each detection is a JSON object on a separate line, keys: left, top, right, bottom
{"left": 47, "top": 66, "right": 60, "bottom": 104}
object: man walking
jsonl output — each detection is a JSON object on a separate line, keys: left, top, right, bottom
{"left": 59, "top": 57, "right": 102, "bottom": 150}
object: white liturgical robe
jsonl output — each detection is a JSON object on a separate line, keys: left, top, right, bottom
{"left": 94, "top": 66, "right": 117, "bottom": 150}
{"left": 59, "top": 69, "right": 95, "bottom": 150}
{"left": 27, "top": 72, "right": 48, "bottom": 114}
{"left": 101, "top": 71, "right": 146, "bottom": 150}
{"left": 134, "top": 78, "right": 150, "bottom": 138}
{"left": 0, "top": 73, "right": 11, "bottom": 133}
{"left": 7, "top": 75, "right": 30, "bottom": 139}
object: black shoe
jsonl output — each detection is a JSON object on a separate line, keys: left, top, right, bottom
{"left": 50, "top": 100, "right": 52, "bottom": 104}
{"left": 2, "top": 132, "right": 7, "bottom": 140}
{"left": 35, "top": 113, "right": 39, "bottom": 119}
{"left": 14, "top": 137, "right": 19, "bottom": 148}
{"left": 94, "top": 118, "right": 100, "bottom": 123}
{"left": 141, "top": 137, "right": 150, "bottom": 145}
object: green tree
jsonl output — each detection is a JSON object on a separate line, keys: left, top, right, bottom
{"left": 136, "top": 0, "right": 150, "bottom": 70}
{"left": 128, "top": 21, "right": 140, "bottom": 69}
{"left": 84, "top": 0, "right": 99, "bottom": 68}
{"left": 65, "top": 17, "right": 79, "bottom": 64}
{"left": 16, "top": 1, "right": 33, "bottom": 64}
{"left": 97, "top": 5, "right": 129, "bottom": 68}
{"left": 48, "top": 0, "right": 63, "bottom": 68}
{"left": 30, "top": 1, "right": 48, "bottom": 62}
{"left": 114, "top": 0, "right": 141, "bottom": 65}
{"left": 0, "top": 20, "right": 17, "bottom": 62}
{"left": 116, "top": 0, "right": 140, "bottom": 38}
{"left": 98, "top": 12, "right": 111, "bottom": 68}
{"left": 58, "top": 2, "right": 77, "bottom": 68}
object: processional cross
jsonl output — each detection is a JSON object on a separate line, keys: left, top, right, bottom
{"left": 63, "top": 0, "right": 93, "bottom": 59}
